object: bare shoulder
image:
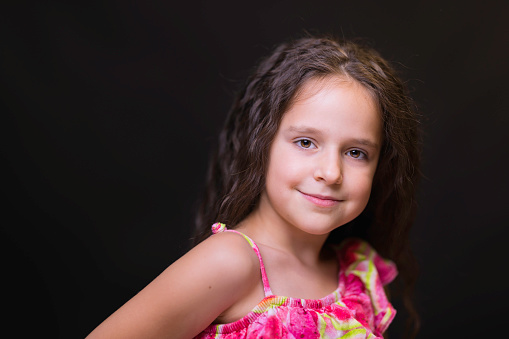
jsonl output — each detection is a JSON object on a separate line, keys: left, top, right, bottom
{"left": 87, "top": 231, "right": 260, "bottom": 339}
{"left": 190, "top": 231, "right": 260, "bottom": 272}
{"left": 174, "top": 231, "right": 261, "bottom": 293}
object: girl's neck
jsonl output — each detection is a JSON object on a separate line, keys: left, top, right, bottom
{"left": 236, "top": 207, "right": 330, "bottom": 267}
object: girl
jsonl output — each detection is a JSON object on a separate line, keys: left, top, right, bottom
{"left": 88, "top": 35, "right": 420, "bottom": 338}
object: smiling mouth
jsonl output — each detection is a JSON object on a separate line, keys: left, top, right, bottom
{"left": 299, "top": 191, "right": 342, "bottom": 208}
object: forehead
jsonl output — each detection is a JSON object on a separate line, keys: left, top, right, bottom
{"left": 279, "top": 76, "right": 382, "bottom": 141}
{"left": 292, "top": 75, "right": 377, "bottom": 109}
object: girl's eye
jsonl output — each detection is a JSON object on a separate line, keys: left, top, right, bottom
{"left": 347, "top": 150, "right": 366, "bottom": 159}
{"left": 297, "top": 139, "right": 314, "bottom": 149}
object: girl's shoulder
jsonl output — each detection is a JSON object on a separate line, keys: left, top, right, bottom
{"left": 185, "top": 230, "right": 266, "bottom": 302}
{"left": 181, "top": 230, "right": 265, "bottom": 325}
{"left": 190, "top": 230, "right": 262, "bottom": 281}
{"left": 86, "top": 231, "right": 263, "bottom": 338}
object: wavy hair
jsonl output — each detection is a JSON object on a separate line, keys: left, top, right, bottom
{"left": 193, "top": 35, "right": 421, "bottom": 337}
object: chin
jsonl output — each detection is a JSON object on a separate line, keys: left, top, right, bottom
{"left": 296, "top": 222, "right": 346, "bottom": 236}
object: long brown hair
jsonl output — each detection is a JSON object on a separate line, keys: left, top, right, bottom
{"left": 194, "top": 35, "right": 421, "bottom": 337}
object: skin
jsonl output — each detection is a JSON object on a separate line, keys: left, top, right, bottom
{"left": 237, "top": 76, "right": 382, "bottom": 305}
{"left": 86, "top": 76, "right": 382, "bottom": 338}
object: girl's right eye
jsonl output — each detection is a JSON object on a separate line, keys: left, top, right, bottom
{"left": 296, "top": 139, "right": 315, "bottom": 149}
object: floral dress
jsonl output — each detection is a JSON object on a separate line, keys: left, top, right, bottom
{"left": 195, "top": 223, "right": 397, "bottom": 339}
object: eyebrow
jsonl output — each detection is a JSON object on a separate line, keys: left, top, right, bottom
{"left": 285, "top": 126, "right": 323, "bottom": 135}
{"left": 285, "top": 126, "right": 380, "bottom": 150}
{"left": 350, "top": 138, "right": 380, "bottom": 150}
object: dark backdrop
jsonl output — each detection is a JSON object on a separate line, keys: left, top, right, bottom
{"left": 2, "top": 1, "right": 508, "bottom": 337}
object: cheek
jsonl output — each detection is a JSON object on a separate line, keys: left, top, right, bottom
{"left": 266, "top": 143, "right": 302, "bottom": 181}
{"left": 265, "top": 149, "right": 285, "bottom": 192}
{"left": 350, "top": 170, "right": 376, "bottom": 200}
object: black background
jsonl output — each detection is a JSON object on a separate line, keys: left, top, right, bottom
{"left": 2, "top": 1, "right": 508, "bottom": 337}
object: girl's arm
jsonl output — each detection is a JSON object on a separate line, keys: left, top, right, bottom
{"left": 86, "top": 232, "right": 261, "bottom": 339}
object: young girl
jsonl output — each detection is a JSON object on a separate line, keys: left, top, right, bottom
{"left": 88, "top": 35, "right": 420, "bottom": 338}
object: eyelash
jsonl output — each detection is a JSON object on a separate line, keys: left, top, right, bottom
{"left": 294, "top": 139, "right": 368, "bottom": 160}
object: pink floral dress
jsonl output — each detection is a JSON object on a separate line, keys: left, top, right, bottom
{"left": 195, "top": 223, "right": 397, "bottom": 339}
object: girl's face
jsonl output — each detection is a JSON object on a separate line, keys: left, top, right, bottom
{"left": 257, "top": 77, "right": 382, "bottom": 236}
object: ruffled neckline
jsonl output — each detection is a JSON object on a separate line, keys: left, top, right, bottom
{"left": 198, "top": 233, "right": 398, "bottom": 337}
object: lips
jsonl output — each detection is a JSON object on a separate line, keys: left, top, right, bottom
{"left": 299, "top": 191, "right": 342, "bottom": 208}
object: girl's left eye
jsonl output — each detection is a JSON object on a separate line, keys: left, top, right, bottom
{"left": 347, "top": 150, "right": 366, "bottom": 159}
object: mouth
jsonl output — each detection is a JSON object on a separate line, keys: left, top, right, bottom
{"left": 298, "top": 191, "right": 342, "bottom": 208}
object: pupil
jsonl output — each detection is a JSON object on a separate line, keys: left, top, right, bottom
{"left": 302, "top": 140, "right": 310, "bottom": 147}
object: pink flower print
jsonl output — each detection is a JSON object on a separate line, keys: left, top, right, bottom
{"left": 281, "top": 307, "right": 320, "bottom": 338}
{"left": 221, "top": 331, "right": 248, "bottom": 339}
{"left": 248, "top": 310, "right": 284, "bottom": 338}
{"left": 327, "top": 304, "right": 353, "bottom": 322}
{"left": 343, "top": 274, "right": 366, "bottom": 295}
{"left": 373, "top": 255, "right": 397, "bottom": 285}
{"left": 342, "top": 295, "right": 374, "bottom": 331}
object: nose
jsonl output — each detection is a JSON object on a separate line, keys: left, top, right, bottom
{"left": 314, "top": 150, "right": 343, "bottom": 184}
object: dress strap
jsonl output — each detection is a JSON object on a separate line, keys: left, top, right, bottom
{"left": 211, "top": 223, "right": 273, "bottom": 297}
